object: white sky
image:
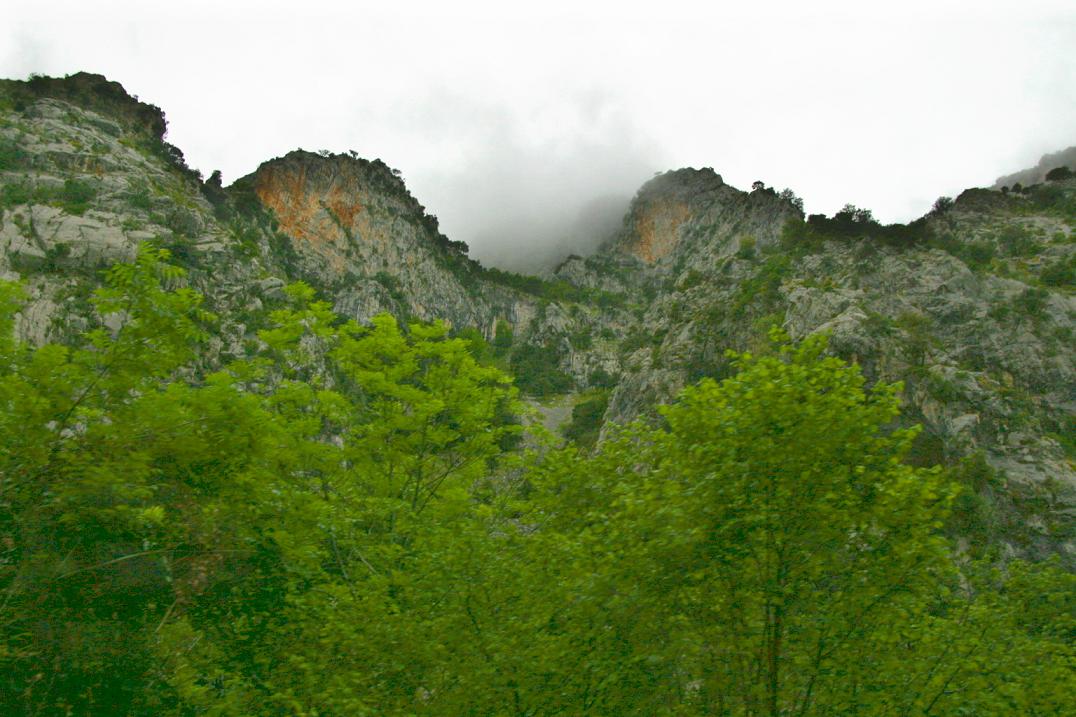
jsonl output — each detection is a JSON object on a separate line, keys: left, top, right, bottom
{"left": 3, "top": 0, "right": 1074, "bottom": 266}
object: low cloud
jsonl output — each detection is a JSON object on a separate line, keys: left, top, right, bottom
{"left": 403, "top": 91, "right": 663, "bottom": 271}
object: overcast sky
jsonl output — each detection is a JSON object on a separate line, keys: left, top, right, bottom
{"left": 3, "top": 0, "right": 1074, "bottom": 268}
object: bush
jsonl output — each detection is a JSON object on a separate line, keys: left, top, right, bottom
{"left": 998, "top": 225, "right": 1035, "bottom": 257}
{"left": 569, "top": 329, "right": 593, "bottom": 350}
{"left": 0, "top": 138, "right": 28, "bottom": 170}
{"left": 510, "top": 342, "right": 574, "bottom": 396}
{"left": 736, "top": 235, "right": 757, "bottom": 259}
{"left": 953, "top": 241, "right": 995, "bottom": 270}
{"left": 493, "top": 319, "right": 513, "bottom": 356}
{"left": 1013, "top": 287, "right": 1049, "bottom": 317}
{"left": 59, "top": 178, "right": 96, "bottom": 215}
{"left": 561, "top": 389, "right": 610, "bottom": 449}
{"left": 374, "top": 271, "right": 405, "bottom": 303}
{"left": 0, "top": 181, "right": 32, "bottom": 208}
{"left": 1040, "top": 255, "right": 1075, "bottom": 288}
{"left": 126, "top": 181, "right": 153, "bottom": 210}
{"left": 1045, "top": 166, "right": 1073, "bottom": 181}
{"left": 932, "top": 196, "right": 954, "bottom": 214}
{"left": 588, "top": 366, "right": 618, "bottom": 388}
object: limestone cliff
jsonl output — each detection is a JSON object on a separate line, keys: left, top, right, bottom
{"left": 1, "top": 72, "right": 1073, "bottom": 560}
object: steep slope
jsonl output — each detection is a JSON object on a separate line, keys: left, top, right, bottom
{"left": 0, "top": 76, "right": 549, "bottom": 354}
{"left": 555, "top": 170, "right": 1076, "bottom": 557}
{"left": 1, "top": 72, "right": 1073, "bottom": 560}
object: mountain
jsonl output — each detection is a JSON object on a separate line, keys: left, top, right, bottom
{"left": 993, "top": 145, "right": 1076, "bottom": 189}
{"left": 1, "top": 73, "right": 1074, "bottom": 560}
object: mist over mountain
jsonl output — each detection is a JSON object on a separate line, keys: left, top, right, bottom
{"left": 993, "top": 145, "right": 1076, "bottom": 189}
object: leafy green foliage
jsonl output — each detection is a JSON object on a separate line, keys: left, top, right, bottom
{"left": 561, "top": 388, "right": 609, "bottom": 449}
{"left": 781, "top": 210, "right": 929, "bottom": 253}
{"left": 0, "top": 137, "right": 29, "bottom": 170}
{"left": 1040, "top": 253, "right": 1076, "bottom": 288}
{"left": 1, "top": 252, "right": 1071, "bottom": 715}
{"left": 509, "top": 340, "right": 574, "bottom": 396}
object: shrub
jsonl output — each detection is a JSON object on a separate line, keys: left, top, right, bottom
{"left": 510, "top": 342, "right": 574, "bottom": 396}
{"left": 0, "top": 138, "right": 28, "bottom": 170}
{"left": 932, "top": 196, "right": 954, "bottom": 214}
{"left": 1045, "top": 166, "right": 1073, "bottom": 181}
{"left": 998, "top": 225, "right": 1035, "bottom": 257}
{"left": 561, "top": 389, "right": 610, "bottom": 449}
{"left": 1040, "top": 255, "right": 1075, "bottom": 288}
{"left": 60, "top": 178, "right": 96, "bottom": 214}
{"left": 126, "top": 181, "right": 153, "bottom": 210}
{"left": 374, "top": 271, "right": 405, "bottom": 303}
{"left": 1013, "top": 287, "right": 1049, "bottom": 317}
{"left": 493, "top": 319, "right": 513, "bottom": 355}
{"left": 736, "top": 235, "right": 757, "bottom": 259}
{"left": 0, "top": 181, "right": 32, "bottom": 208}
{"left": 569, "top": 329, "right": 593, "bottom": 350}
{"left": 953, "top": 240, "right": 995, "bottom": 270}
{"left": 588, "top": 366, "right": 618, "bottom": 388}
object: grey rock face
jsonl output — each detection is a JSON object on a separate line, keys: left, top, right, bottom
{"left": 1, "top": 73, "right": 1073, "bottom": 560}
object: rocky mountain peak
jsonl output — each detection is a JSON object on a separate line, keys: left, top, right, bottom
{"left": 2, "top": 72, "right": 168, "bottom": 143}
{"left": 234, "top": 149, "right": 463, "bottom": 279}
{"left": 610, "top": 167, "right": 799, "bottom": 265}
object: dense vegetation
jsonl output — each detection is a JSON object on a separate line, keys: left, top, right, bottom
{"left": 1, "top": 249, "right": 1072, "bottom": 715}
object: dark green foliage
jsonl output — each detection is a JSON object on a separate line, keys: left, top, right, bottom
{"left": 731, "top": 254, "right": 790, "bottom": 316}
{"left": 226, "top": 218, "right": 261, "bottom": 257}
{"left": 1027, "top": 181, "right": 1076, "bottom": 220}
{"left": 0, "top": 180, "right": 32, "bottom": 208}
{"left": 158, "top": 233, "right": 197, "bottom": 266}
{"left": 165, "top": 206, "right": 199, "bottom": 237}
{"left": 125, "top": 180, "right": 153, "bottom": 210}
{"left": 478, "top": 265, "right": 626, "bottom": 307}
{"left": 1045, "top": 166, "right": 1073, "bottom": 181}
{"left": 0, "top": 137, "right": 29, "bottom": 170}
{"left": 676, "top": 268, "right": 705, "bottom": 291}
{"left": 562, "top": 389, "right": 609, "bottom": 449}
{"left": 896, "top": 310, "right": 936, "bottom": 369}
{"left": 998, "top": 224, "right": 1036, "bottom": 257}
{"left": 947, "top": 453, "right": 1005, "bottom": 547}
{"left": 1040, "top": 254, "right": 1076, "bottom": 287}
{"left": 492, "top": 318, "right": 513, "bottom": 355}
{"left": 374, "top": 270, "right": 406, "bottom": 303}
{"left": 510, "top": 340, "right": 574, "bottom": 396}
{"left": 959, "top": 240, "right": 995, "bottom": 269}
{"left": 60, "top": 178, "right": 96, "bottom": 214}
{"left": 777, "top": 187, "right": 804, "bottom": 213}
{"left": 781, "top": 210, "right": 929, "bottom": 251}
{"left": 42, "top": 241, "right": 71, "bottom": 270}
{"left": 568, "top": 327, "right": 593, "bottom": 350}
{"left": 588, "top": 365, "right": 619, "bottom": 388}
{"left": 735, "top": 234, "right": 757, "bottom": 259}
{"left": 1013, "top": 286, "right": 1049, "bottom": 317}
{"left": 932, "top": 195, "right": 954, "bottom": 213}
{"left": 0, "top": 178, "right": 96, "bottom": 214}
{"left": 620, "top": 326, "right": 658, "bottom": 354}
{"left": 1, "top": 251, "right": 1072, "bottom": 715}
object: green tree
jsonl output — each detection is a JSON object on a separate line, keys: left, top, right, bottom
{"left": 530, "top": 332, "right": 960, "bottom": 714}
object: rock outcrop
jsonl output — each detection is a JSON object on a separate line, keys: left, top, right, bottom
{"left": 1, "top": 73, "right": 1073, "bottom": 560}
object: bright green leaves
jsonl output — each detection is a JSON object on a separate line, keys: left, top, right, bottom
{"left": 1, "top": 250, "right": 1071, "bottom": 716}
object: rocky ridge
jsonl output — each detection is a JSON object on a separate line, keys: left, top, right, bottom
{"left": 1, "top": 73, "right": 1074, "bottom": 560}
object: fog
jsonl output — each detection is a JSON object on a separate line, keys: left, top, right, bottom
{"left": 3, "top": 1, "right": 1074, "bottom": 271}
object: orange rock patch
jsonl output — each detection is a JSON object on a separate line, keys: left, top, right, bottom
{"left": 628, "top": 200, "right": 691, "bottom": 263}
{"left": 254, "top": 165, "right": 364, "bottom": 247}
